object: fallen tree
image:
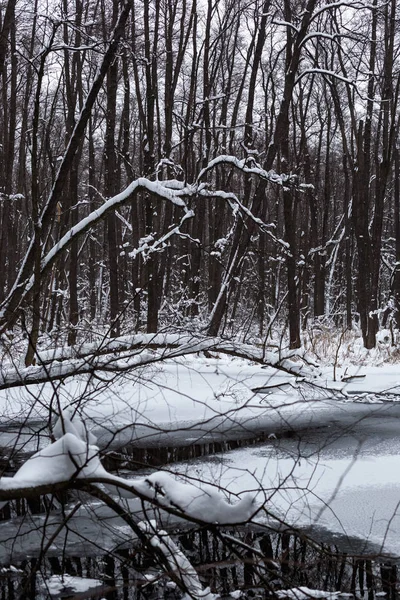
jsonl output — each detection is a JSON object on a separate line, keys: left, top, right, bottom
{"left": 0, "top": 333, "right": 320, "bottom": 390}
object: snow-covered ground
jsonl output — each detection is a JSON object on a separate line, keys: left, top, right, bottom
{"left": 2, "top": 353, "right": 400, "bottom": 427}
{"left": 1, "top": 353, "right": 400, "bottom": 449}
{"left": 40, "top": 574, "right": 105, "bottom": 597}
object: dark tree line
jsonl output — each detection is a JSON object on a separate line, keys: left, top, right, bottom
{"left": 0, "top": 0, "right": 399, "bottom": 359}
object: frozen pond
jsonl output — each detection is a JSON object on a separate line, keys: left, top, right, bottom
{"left": 2, "top": 356, "right": 400, "bottom": 598}
{"left": 171, "top": 405, "right": 400, "bottom": 559}
{"left": 2, "top": 392, "right": 400, "bottom": 598}
{"left": 3, "top": 398, "right": 400, "bottom": 563}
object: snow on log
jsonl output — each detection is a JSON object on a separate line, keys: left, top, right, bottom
{"left": 139, "top": 520, "right": 218, "bottom": 599}
{"left": 0, "top": 334, "right": 318, "bottom": 390}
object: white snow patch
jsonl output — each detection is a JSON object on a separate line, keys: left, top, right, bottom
{"left": 42, "top": 574, "right": 104, "bottom": 596}
{"left": 276, "top": 587, "right": 340, "bottom": 600}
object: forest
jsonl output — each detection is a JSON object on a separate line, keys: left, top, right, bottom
{"left": 0, "top": 0, "right": 398, "bottom": 357}
{"left": 1, "top": 0, "right": 400, "bottom": 598}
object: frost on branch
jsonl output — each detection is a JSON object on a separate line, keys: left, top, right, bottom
{"left": 0, "top": 409, "right": 257, "bottom": 525}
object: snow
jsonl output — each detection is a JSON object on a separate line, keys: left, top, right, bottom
{"left": 103, "top": 468, "right": 257, "bottom": 525}
{"left": 0, "top": 354, "right": 306, "bottom": 450}
{"left": 0, "top": 565, "right": 23, "bottom": 574}
{"left": 323, "top": 363, "right": 400, "bottom": 397}
{"left": 0, "top": 409, "right": 257, "bottom": 525}
{"left": 0, "top": 335, "right": 314, "bottom": 396}
{"left": 135, "top": 471, "right": 256, "bottom": 524}
{"left": 197, "top": 154, "right": 291, "bottom": 186}
{"left": 0, "top": 432, "right": 105, "bottom": 497}
{"left": 53, "top": 406, "right": 97, "bottom": 445}
{"left": 2, "top": 347, "right": 400, "bottom": 454}
{"left": 139, "top": 520, "right": 218, "bottom": 600}
{"left": 42, "top": 574, "right": 104, "bottom": 596}
{"left": 276, "top": 588, "right": 340, "bottom": 600}
{"left": 129, "top": 210, "right": 194, "bottom": 259}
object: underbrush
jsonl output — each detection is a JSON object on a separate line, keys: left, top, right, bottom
{"left": 302, "top": 324, "right": 400, "bottom": 367}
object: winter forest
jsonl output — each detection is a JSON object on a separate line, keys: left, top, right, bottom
{"left": 2, "top": 0, "right": 400, "bottom": 598}
{"left": 0, "top": 0, "right": 398, "bottom": 352}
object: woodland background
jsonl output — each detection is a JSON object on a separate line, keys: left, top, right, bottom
{"left": 0, "top": 0, "right": 399, "bottom": 360}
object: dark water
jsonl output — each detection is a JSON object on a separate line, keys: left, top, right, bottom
{"left": 1, "top": 475, "right": 400, "bottom": 598}
{"left": 1, "top": 525, "right": 399, "bottom": 599}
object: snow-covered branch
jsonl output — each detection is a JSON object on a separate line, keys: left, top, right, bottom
{"left": 197, "top": 154, "right": 296, "bottom": 187}
{"left": 295, "top": 69, "right": 355, "bottom": 87}
{"left": 138, "top": 520, "right": 218, "bottom": 599}
{"left": 0, "top": 411, "right": 257, "bottom": 526}
{"left": 129, "top": 210, "right": 195, "bottom": 260}
{"left": 309, "top": 0, "right": 383, "bottom": 23}
{"left": 0, "top": 154, "right": 297, "bottom": 331}
{"left": 42, "top": 178, "right": 189, "bottom": 272}
{"left": 0, "top": 178, "right": 192, "bottom": 326}
{"left": 0, "top": 333, "right": 317, "bottom": 390}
